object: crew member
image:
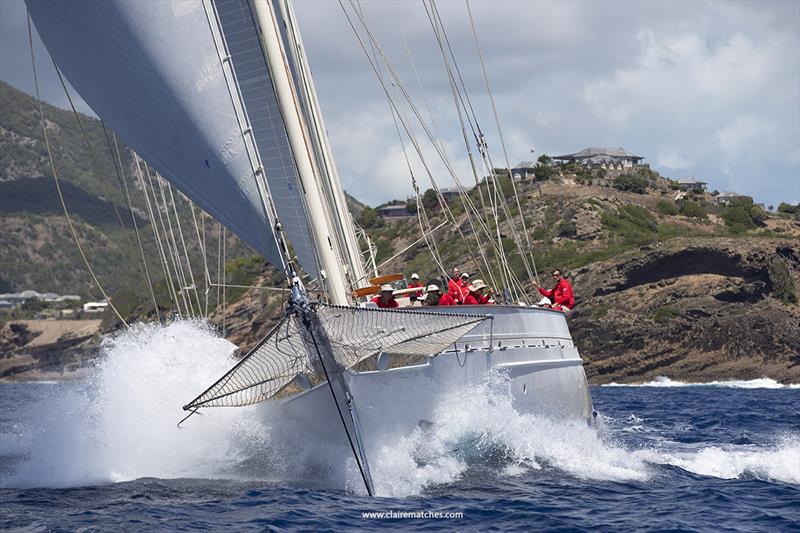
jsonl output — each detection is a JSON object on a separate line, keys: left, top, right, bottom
{"left": 449, "top": 272, "right": 470, "bottom": 303}
{"left": 533, "top": 270, "right": 574, "bottom": 312}
{"left": 408, "top": 273, "right": 424, "bottom": 302}
{"left": 462, "top": 279, "right": 493, "bottom": 305}
{"left": 424, "top": 284, "right": 456, "bottom": 306}
{"left": 371, "top": 285, "right": 399, "bottom": 308}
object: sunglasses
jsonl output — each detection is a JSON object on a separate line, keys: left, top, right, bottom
{"left": 552, "top": 273, "right": 560, "bottom": 277}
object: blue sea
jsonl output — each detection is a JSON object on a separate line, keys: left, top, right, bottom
{"left": 1, "top": 322, "right": 798, "bottom": 532}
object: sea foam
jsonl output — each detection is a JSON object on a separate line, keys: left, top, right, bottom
{"left": 4, "top": 320, "right": 798, "bottom": 493}
{"left": 603, "top": 376, "right": 799, "bottom": 389}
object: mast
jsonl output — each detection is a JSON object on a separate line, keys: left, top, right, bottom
{"left": 279, "top": 0, "right": 367, "bottom": 290}
{"left": 250, "top": 0, "right": 350, "bottom": 305}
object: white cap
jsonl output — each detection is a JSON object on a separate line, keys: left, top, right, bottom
{"left": 380, "top": 284, "right": 394, "bottom": 292}
{"left": 460, "top": 272, "right": 469, "bottom": 279}
{"left": 536, "top": 296, "right": 552, "bottom": 306}
{"left": 426, "top": 284, "right": 440, "bottom": 292}
{"left": 411, "top": 273, "right": 419, "bottom": 279}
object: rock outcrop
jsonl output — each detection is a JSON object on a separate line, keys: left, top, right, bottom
{"left": 570, "top": 238, "right": 800, "bottom": 383}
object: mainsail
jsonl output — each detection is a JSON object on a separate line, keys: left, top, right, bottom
{"left": 184, "top": 304, "right": 488, "bottom": 409}
{"left": 26, "top": 0, "right": 321, "bottom": 279}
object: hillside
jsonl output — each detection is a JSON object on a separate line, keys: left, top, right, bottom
{"left": 352, "top": 171, "right": 800, "bottom": 383}
{"left": 1, "top": 81, "right": 798, "bottom": 384}
{"left": 0, "top": 81, "right": 251, "bottom": 299}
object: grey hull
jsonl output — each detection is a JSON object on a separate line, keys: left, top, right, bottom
{"left": 264, "top": 305, "right": 593, "bottom": 486}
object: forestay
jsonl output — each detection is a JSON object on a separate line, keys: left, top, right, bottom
{"left": 184, "top": 304, "right": 488, "bottom": 409}
{"left": 26, "top": 0, "right": 284, "bottom": 268}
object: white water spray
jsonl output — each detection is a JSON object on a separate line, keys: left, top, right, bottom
{"left": 4, "top": 321, "right": 798, "bottom": 493}
{"left": 5, "top": 320, "right": 268, "bottom": 488}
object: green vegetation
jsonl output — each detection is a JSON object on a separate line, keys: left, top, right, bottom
{"left": 556, "top": 219, "right": 577, "bottom": 237}
{"left": 679, "top": 200, "right": 706, "bottom": 219}
{"left": 534, "top": 164, "right": 556, "bottom": 181}
{"left": 224, "top": 256, "right": 269, "bottom": 302}
{"left": 769, "top": 257, "right": 797, "bottom": 304}
{"left": 653, "top": 305, "right": 681, "bottom": 322}
{"left": 358, "top": 206, "right": 384, "bottom": 229}
{"left": 777, "top": 202, "right": 800, "bottom": 220}
{"left": 720, "top": 198, "right": 766, "bottom": 232}
{"left": 612, "top": 174, "right": 649, "bottom": 194}
{"left": 656, "top": 200, "right": 679, "bottom": 216}
{"left": 601, "top": 204, "right": 657, "bottom": 240}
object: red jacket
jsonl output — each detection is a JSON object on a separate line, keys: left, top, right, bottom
{"left": 371, "top": 295, "right": 399, "bottom": 308}
{"left": 463, "top": 292, "right": 493, "bottom": 305}
{"left": 438, "top": 293, "right": 457, "bottom": 306}
{"left": 448, "top": 278, "right": 468, "bottom": 303}
{"left": 538, "top": 278, "right": 574, "bottom": 310}
{"left": 408, "top": 281, "right": 424, "bottom": 299}
{"left": 462, "top": 292, "right": 479, "bottom": 305}
{"left": 477, "top": 293, "right": 493, "bottom": 305}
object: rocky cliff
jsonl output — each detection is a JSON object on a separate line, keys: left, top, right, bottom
{"left": 570, "top": 238, "right": 800, "bottom": 383}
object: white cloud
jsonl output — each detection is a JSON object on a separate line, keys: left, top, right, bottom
{"left": 656, "top": 149, "right": 694, "bottom": 171}
{"left": 3, "top": 0, "right": 798, "bottom": 205}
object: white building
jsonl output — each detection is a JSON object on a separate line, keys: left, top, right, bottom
{"left": 83, "top": 301, "right": 109, "bottom": 313}
{"left": 553, "top": 147, "right": 644, "bottom": 169}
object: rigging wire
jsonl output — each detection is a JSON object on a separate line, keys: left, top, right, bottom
{"left": 167, "top": 183, "right": 203, "bottom": 313}
{"left": 427, "top": 0, "right": 532, "bottom": 300}
{"left": 465, "top": 0, "right": 540, "bottom": 285}
{"left": 356, "top": 0, "right": 449, "bottom": 279}
{"left": 341, "top": 0, "right": 497, "bottom": 291}
{"left": 424, "top": 0, "right": 511, "bottom": 297}
{"left": 27, "top": 13, "right": 128, "bottom": 327}
{"left": 111, "top": 132, "right": 161, "bottom": 321}
{"left": 345, "top": 0, "right": 527, "bottom": 297}
{"left": 189, "top": 201, "right": 213, "bottom": 317}
{"left": 155, "top": 175, "right": 193, "bottom": 316}
{"left": 142, "top": 159, "right": 185, "bottom": 318}
{"left": 134, "top": 153, "right": 180, "bottom": 316}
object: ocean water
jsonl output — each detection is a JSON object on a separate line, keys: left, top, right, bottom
{"left": 1, "top": 321, "right": 798, "bottom": 531}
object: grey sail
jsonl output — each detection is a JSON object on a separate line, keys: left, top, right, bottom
{"left": 26, "top": 0, "right": 317, "bottom": 275}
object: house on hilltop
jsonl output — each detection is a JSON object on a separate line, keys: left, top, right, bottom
{"left": 715, "top": 191, "right": 749, "bottom": 205}
{"left": 553, "top": 147, "right": 644, "bottom": 169}
{"left": 676, "top": 178, "right": 708, "bottom": 192}
{"left": 376, "top": 204, "right": 411, "bottom": 218}
{"left": 511, "top": 161, "right": 537, "bottom": 180}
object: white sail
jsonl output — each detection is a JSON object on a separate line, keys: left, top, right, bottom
{"left": 26, "top": 0, "right": 298, "bottom": 272}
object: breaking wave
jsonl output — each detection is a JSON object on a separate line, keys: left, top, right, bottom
{"left": 603, "top": 376, "right": 800, "bottom": 389}
{"left": 370, "top": 372, "right": 800, "bottom": 496}
{"left": 3, "top": 320, "right": 798, "bottom": 494}
{"left": 3, "top": 320, "right": 268, "bottom": 488}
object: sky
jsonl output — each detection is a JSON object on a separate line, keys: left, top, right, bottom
{"left": 2, "top": 0, "right": 798, "bottom": 208}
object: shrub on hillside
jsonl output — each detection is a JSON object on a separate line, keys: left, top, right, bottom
{"left": 721, "top": 206, "right": 756, "bottom": 232}
{"left": 769, "top": 257, "right": 797, "bottom": 304}
{"left": 612, "top": 174, "right": 649, "bottom": 194}
{"left": 556, "top": 219, "right": 577, "bottom": 237}
{"left": 679, "top": 200, "right": 706, "bottom": 218}
{"left": 421, "top": 188, "right": 439, "bottom": 211}
{"left": 777, "top": 203, "right": 800, "bottom": 219}
{"left": 656, "top": 200, "right": 679, "bottom": 216}
{"left": 359, "top": 207, "right": 384, "bottom": 229}
{"left": 748, "top": 205, "right": 767, "bottom": 226}
{"left": 534, "top": 165, "right": 556, "bottom": 181}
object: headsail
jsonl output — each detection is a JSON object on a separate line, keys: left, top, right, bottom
{"left": 184, "top": 304, "right": 488, "bottom": 410}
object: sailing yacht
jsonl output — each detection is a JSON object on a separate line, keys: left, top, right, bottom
{"left": 27, "top": 0, "right": 594, "bottom": 495}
